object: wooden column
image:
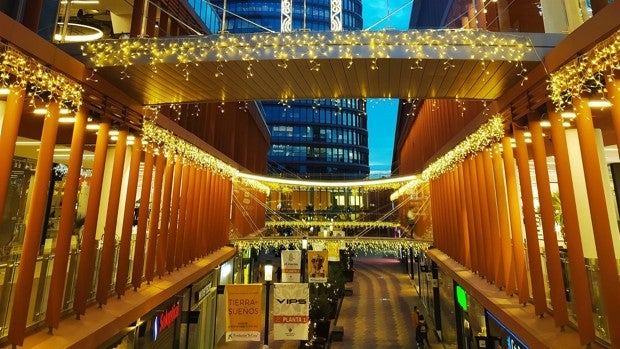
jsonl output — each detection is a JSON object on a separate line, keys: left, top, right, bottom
{"left": 206, "top": 170, "right": 215, "bottom": 253}
{"left": 175, "top": 162, "right": 191, "bottom": 269}
{"left": 145, "top": 153, "right": 166, "bottom": 283}
{"left": 193, "top": 168, "right": 206, "bottom": 259}
{"left": 457, "top": 163, "right": 472, "bottom": 268}
{"left": 573, "top": 97, "right": 620, "bottom": 346}
{"left": 46, "top": 105, "right": 87, "bottom": 330}
{"left": 115, "top": 137, "right": 142, "bottom": 297}
{"left": 157, "top": 154, "right": 174, "bottom": 277}
{"left": 447, "top": 170, "right": 460, "bottom": 262}
{"left": 548, "top": 110, "right": 595, "bottom": 344}
{"left": 468, "top": 157, "right": 486, "bottom": 276}
{"left": 182, "top": 165, "right": 198, "bottom": 265}
{"left": 528, "top": 117, "right": 569, "bottom": 326}
{"left": 491, "top": 143, "right": 516, "bottom": 295}
{"left": 606, "top": 78, "right": 620, "bottom": 158}
{"left": 431, "top": 180, "right": 441, "bottom": 249}
{"left": 22, "top": 0, "right": 43, "bottom": 32}
{"left": 73, "top": 118, "right": 110, "bottom": 317}
{"left": 501, "top": 136, "right": 529, "bottom": 305}
{"left": 450, "top": 167, "right": 464, "bottom": 264}
{"left": 475, "top": 153, "right": 494, "bottom": 282}
{"left": 167, "top": 158, "right": 183, "bottom": 272}
{"left": 0, "top": 87, "right": 25, "bottom": 224}
{"left": 194, "top": 169, "right": 206, "bottom": 260}
{"left": 443, "top": 174, "right": 453, "bottom": 254}
{"left": 130, "top": 0, "right": 146, "bottom": 36}
{"left": 590, "top": 0, "right": 609, "bottom": 14}
{"left": 223, "top": 178, "right": 233, "bottom": 247}
{"left": 145, "top": 4, "right": 158, "bottom": 37}
{"left": 8, "top": 103, "right": 60, "bottom": 346}
{"left": 96, "top": 130, "right": 127, "bottom": 305}
{"left": 445, "top": 173, "right": 455, "bottom": 255}
{"left": 462, "top": 160, "right": 478, "bottom": 272}
{"left": 513, "top": 128, "right": 547, "bottom": 315}
{"left": 132, "top": 149, "right": 154, "bottom": 290}
{"left": 482, "top": 148, "right": 503, "bottom": 287}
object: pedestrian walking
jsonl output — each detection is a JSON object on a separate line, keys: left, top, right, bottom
{"left": 411, "top": 305, "right": 420, "bottom": 329}
{"left": 416, "top": 314, "right": 430, "bottom": 348}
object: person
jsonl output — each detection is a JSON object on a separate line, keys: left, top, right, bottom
{"left": 411, "top": 305, "right": 420, "bottom": 330}
{"left": 416, "top": 314, "right": 430, "bottom": 348}
{"left": 310, "top": 254, "right": 325, "bottom": 277}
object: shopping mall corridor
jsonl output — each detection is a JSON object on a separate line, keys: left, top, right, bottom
{"left": 218, "top": 256, "right": 440, "bottom": 349}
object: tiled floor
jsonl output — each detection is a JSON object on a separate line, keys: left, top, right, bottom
{"left": 217, "top": 257, "right": 441, "bottom": 349}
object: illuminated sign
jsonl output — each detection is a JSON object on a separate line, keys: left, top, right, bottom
{"left": 195, "top": 282, "right": 213, "bottom": 302}
{"left": 486, "top": 310, "right": 529, "bottom": 349}
{"left": 507, "top": 335, "right": 527, "bottom": 349}
{"left": 152, "top": 302, "right": 180, "bottom": 340}
{"left": 456, "top": 285, "right": 468, "bottom": 311}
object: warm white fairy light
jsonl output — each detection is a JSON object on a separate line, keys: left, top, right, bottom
{"left": 1, "top": 45, "right": 83, "bottom": 107}
{"left": 231, "top": 236, "right": 432, "bottom": 254}
{"left": 391, "top": 115, "right": 505, "bottom": 201}
{"left": 548, "top": 29, "right": 620, "bottom": 110}
{"left": 83, "top": 29, "right": 532, "bottom": 71}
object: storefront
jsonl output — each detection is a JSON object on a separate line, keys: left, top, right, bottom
{"left": 102, "top": 293, "right": 184, "bottom": 349}
{"left": 485, "top": 311, "right": 529, "bottom": 349}
{"left": 183, "top": 272, "right": 217, "bottom": 349}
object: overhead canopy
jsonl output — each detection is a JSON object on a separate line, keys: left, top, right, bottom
{"left": 82, "top": 29, "right": 564, "bottom": 105}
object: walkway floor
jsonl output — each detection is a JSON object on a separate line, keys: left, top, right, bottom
{"left": 217, "top": 257, "right": 443, "bottom": 349}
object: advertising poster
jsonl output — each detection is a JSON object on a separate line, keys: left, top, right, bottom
{"left": 273, "top": 283, "right": 309, "bottom": 340}
{"left": 225, "top": 284, "right": 262, "bottom": 342}
{"left": 307, "top": 250, "right": 328, "bottom": 283}
{"left": 327, "top": 242, "right": 340, "bottom": 261}
{"left": 281, "top": 250, "right": 302, "bottom": 282}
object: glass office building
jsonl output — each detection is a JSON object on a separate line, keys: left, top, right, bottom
{"left": 211, "top": 0, "right": 369, "bottom": 180}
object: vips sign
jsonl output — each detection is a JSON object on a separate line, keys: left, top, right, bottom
{"left": 281, "top": 250, "right": 302, "bottom": 282}
{"left": 273, "top": 283, "right": 309, "bottom": 340}
{"left": 225, "top": 284, "right": 262, "bottom": 341}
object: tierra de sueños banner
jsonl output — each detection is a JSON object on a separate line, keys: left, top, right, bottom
{"left": 225, "top": 284, "right": 262, "bottom": 342}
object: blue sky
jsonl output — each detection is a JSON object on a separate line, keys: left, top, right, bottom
{"left": 362, "top": 0, "right": 413, "bottom": 178}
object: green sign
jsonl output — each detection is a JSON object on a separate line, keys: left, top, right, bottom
{"left": 456, "top": 285, "right": 468, "bottom": 311}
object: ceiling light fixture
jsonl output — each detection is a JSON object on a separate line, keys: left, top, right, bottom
{"left": 588, "top": 100, "right": 612, "bottom": 108}
{"left": 54, "top": 22, "right": 104, "bottom": 43}
{"left": 59, "top": 116, "right": 77, "bottom": 123}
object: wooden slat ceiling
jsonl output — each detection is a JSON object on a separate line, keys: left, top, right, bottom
{"left": 87, "top": 31, "right": 564, "bottom": 105}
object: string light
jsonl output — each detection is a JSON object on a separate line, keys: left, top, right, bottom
{"left": 1, "top": 45, "right": 83, "bottom": 108}
{"left": 142, "top": 120, "right": 270, "bottom": 194}
{"left": 231, "top": 237, "right": 432, "bottom": 254}
{"left": 549, "top": 29, "right": 620, "bottom": 110}
{"left": 265, "top": 221, "right": 400, "bottom": 229}
{"left": 83, "top": 29, "right": 533, "bottom": 74}
{"left": 391, "top": 115, "right": 504, "bottom": 200}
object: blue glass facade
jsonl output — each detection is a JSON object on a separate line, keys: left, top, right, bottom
{"left": 210, "top": 0, "right": 369, "bottom": 180}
